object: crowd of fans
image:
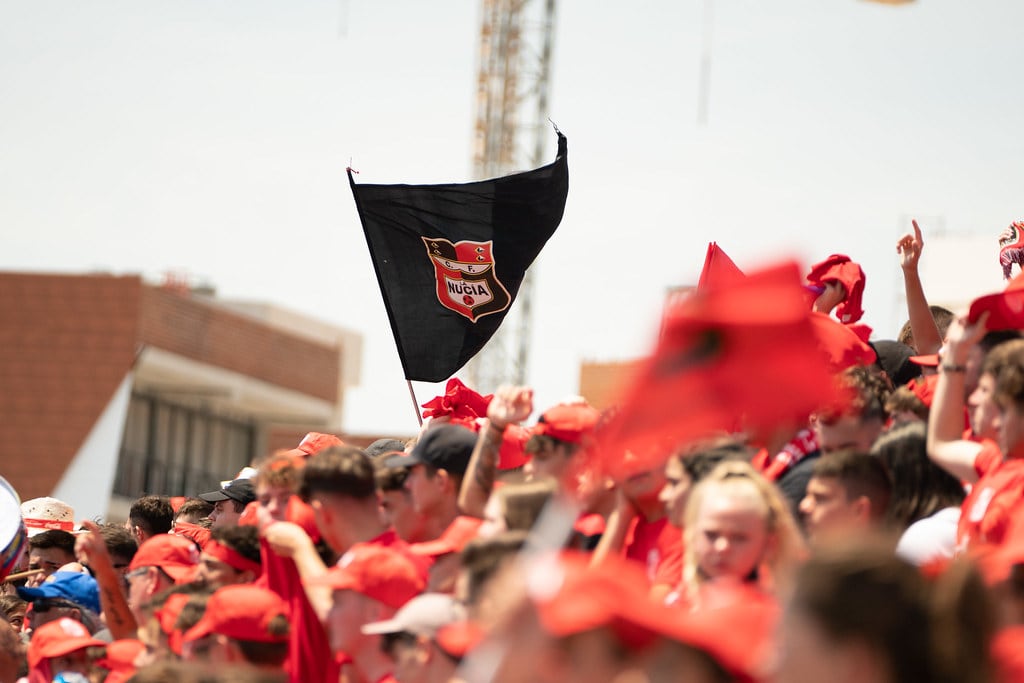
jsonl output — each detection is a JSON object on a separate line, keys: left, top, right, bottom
{"left": 5, "top": 222, "right": 1024, "bottom": 682}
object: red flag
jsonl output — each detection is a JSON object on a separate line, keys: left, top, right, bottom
{"left": 697, "top": 242, "right": 745, "bottom": 291}
{"left": 590, "top": 261, "right": 842, "bottom": 480}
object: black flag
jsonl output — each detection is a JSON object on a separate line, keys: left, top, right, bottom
{"left": 350, "top": 132, "right": 568, "bottom": 382}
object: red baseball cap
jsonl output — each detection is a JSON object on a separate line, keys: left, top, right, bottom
{"left": 409, "top": 516, "right": 483, "bottom": 558}
{"left": 908, "top": 374, "right": 939, "bottom": 408}
{"left": 129, "top": 534, "right": 200, "bottom": 584}
{"left": 528, "top": 553, "right": 763, "bottom": 680}
{"left": 282, "top": 432, "right": 344, "bottom": 458}
{"left": 529, "top": 552, "right": 656, "bottom": 646}
{"left": 434, "top": 621, "right": 485, "bottom": 660}
{"left": 173, "top": 522, "right": 211, "bottom": 550}
{"left": 27, "top": 617, "right": 106, "bottom": 669}
{"left": 909, "top": 353, "right": 939, "bottom": 368}
{"left": 306, "top": 544, "right": 424, "bottom": 609}
{"left": 183, "top": 584, "right": 290, "bottom": 644}
{"left": 532, "top": 403, "right": 601, "bottom": 444}
{"left": 95, "top": 638, "right": 145, "bottom": 682}
{"left": 499, "top": 424, "right": 531, "bottom": 470}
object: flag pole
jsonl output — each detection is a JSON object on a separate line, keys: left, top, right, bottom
{"left": 406, "top": 380, "right": 423, "bottom": 427}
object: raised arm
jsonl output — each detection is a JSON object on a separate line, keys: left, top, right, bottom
{"left": 926, "top": 313, "right": 988, "bottom": 483}
{"left": 75, "top": 520, "right": 137, "bottom": 640}
{"left": 458, "top": 385, "right": 534, "bottom": 517}
{"left": 898, "top": 219, "right": 943, "bottom": 354}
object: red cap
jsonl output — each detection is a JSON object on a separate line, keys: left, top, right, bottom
{"left": 967, "top": 268, "right": 1024, "bottom": 330}
{"left": 908, "top": 374, "right": 939, "bottom": 408}
{"left": 96, "top": 638, "right": 145, "bottom": 678}
{"left": 909, "top": 353, "right": 939, "bottom": 368}
{"left": 528, "top": 553, "right": 765, "bottom": 681}
{"left": 128, "top": 534, "right": 200, "bottom": 584}
{"left": 434, "top": 621, "right": 485, "bottom": 660}
{"left": 409, "top": 516, "right": 483, "bottom": 558}
{"left": 530, "top": 553, "right": 655, "bottom": 644}
{"left": 173, "top": 522, "right": 211, "bottom": 550}
{"left": 183, "top": 584, "right": 290, "bottom": 644}
{"left": 498, "top": 424, "right": 531, "bottom": 470}
{"left": 661, "top": 583, "right": 776, "bottom": 683}
{"left": 282, "top": 432, "right": 344, "bottom": 459}
{"left": 533, "top": 403, "right": 601, "bottom": 444}
{"left": 28, "top": 617, "right": 106, "bottom": 669}
{"left": 306, "top": 544, "right": 424, "bottom": 609}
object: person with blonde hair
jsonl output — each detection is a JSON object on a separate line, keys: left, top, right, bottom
{"left": 676, "top": 461, "right": 805, "bottom": 609}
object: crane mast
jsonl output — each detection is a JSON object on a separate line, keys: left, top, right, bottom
{"left": 465, "top": 0, "right": 557, "bottom": 392}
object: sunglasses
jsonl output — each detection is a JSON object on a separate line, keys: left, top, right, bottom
{"left": 125, "top": 567, "right": 149, "bottom": 581}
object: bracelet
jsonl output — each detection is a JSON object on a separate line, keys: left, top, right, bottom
{"left": 940, "top": 363, "right": 967, "bottom": 373}
{"left": 486, "top": 421, "right": 506, "bottom": 437}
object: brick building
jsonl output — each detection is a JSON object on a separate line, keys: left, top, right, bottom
{"left": 0, "top": 271, "right": 368, "bottom": 522}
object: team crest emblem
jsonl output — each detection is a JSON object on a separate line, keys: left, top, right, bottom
{"left": 422, "top": 237, "right": 511, "bottom": 322}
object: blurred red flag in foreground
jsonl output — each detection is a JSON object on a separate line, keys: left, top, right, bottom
{"left": 588, "top": 261, "right": 842, "bottom": 481}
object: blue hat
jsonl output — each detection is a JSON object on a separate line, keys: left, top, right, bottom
{"left": 16, "top": 571, "right": 101, "bottom": 615}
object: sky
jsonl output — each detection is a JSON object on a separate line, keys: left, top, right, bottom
{"left": 2, "top": 0, "right": 1023, "bottom": 437}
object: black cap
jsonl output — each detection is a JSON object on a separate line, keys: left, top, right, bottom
{"left": 387, "top": 425, "right": 477, "bottom": 476}
{"left": 198, "top": 478, "right": 256, "bottom": 505}
{"left": 869, "top": 339, "right": 922, "bottom": 388}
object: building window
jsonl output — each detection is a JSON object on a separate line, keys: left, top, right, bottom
{"left": 113, "top": 393, "right": 254, "bottom": 498}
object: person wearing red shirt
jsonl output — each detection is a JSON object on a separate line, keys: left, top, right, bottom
{"left": 306, "top": 545, "right": 424, "bottom": 683}
{"left": 592, "top": 459, "right": 682, "bottom": 602}
{"left": 928, "top": 314, "right": 1024, "bottom": 554}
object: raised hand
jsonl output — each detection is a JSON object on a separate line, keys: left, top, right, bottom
{"left": 812, "top": 281, "right": 846, "bottom": 315}
{"left": 897, "top": 219, "right": 924, "bottom": 271}
{"left": 262, "top": 520, "right": 314, "bottom": 559}
{"left": 74, "top": 519, "right": 113, "bottom": 572}
{"left": 487, "top": 385, "right": 534, "bottom": 430}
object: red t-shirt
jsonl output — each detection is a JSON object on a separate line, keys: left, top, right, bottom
{"left": 958, "top": 440, "right": 1024, "bottom": 553}
{"left": 258, "top": 538, "right": 339, "bottom": 683}
{"left": 993, "top": 626, "right": 1024, "bottom": 683}
{"left": 624, "top": 515, "right": 683, "bottom": 588}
